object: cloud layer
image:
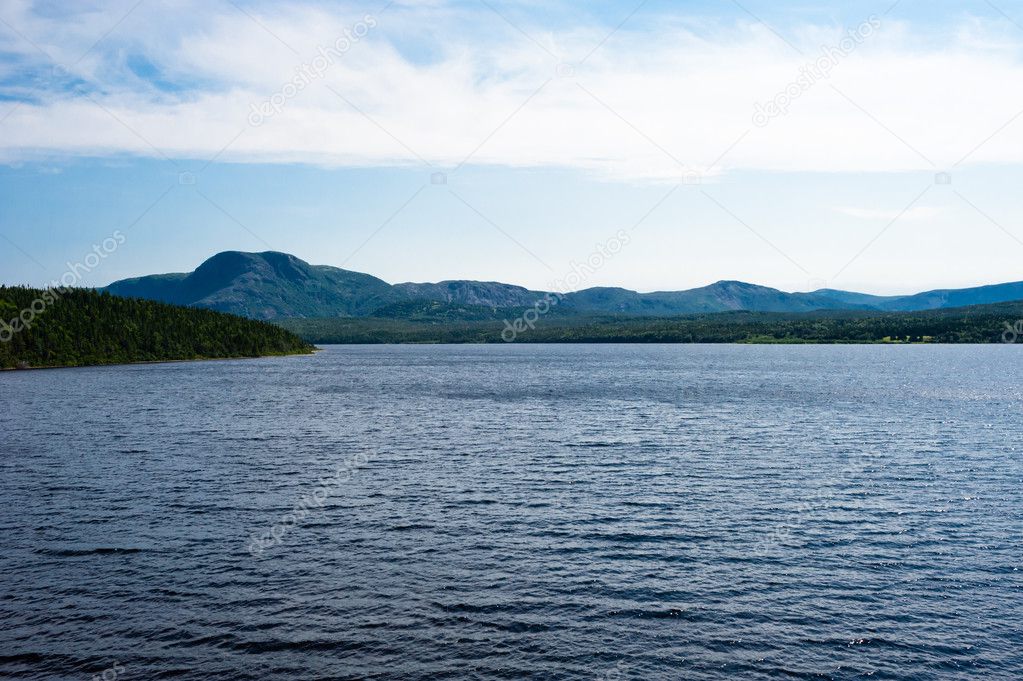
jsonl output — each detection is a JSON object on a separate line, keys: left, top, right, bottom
{"left": 2, "top": 1, "right": 1023, "bottom": 180}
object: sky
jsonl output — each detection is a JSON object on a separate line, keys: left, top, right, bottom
{"left": 1, "top": 0, "right": 1023, "bottom": 295}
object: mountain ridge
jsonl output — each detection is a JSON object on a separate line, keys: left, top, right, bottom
{"left": 102, "top": 251, "right": 1023, "bottom": 320}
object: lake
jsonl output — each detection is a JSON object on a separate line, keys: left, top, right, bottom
{"left": 1, "top": 345, "right": 1021, "bottom": 680}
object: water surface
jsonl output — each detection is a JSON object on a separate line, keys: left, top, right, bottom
{"left": 1, "top": 345, "right": 1021, "bottom": 679}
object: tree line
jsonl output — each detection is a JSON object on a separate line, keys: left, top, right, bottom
{"left": 0, "top": 287, "right": 313, "bottom": 369}
{"left": 276, "top": 303, "right": 1023, "bottom": 345}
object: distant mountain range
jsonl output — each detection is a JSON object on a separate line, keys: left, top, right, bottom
{"left": 103, "top": 251, "right": 1023, "bottom": 320}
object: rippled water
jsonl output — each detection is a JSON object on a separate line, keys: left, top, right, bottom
{"left": 1, "top": 345, "right": 1021, "bottom": 680}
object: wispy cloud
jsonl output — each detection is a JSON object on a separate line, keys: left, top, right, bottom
{"left": 2, "top": 2, "right": 1023, "bottom": 179}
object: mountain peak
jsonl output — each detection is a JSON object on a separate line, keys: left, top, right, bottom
{"left": 708, "top": 280, "right": 770, "bottom": 289}
{"left": 106, "top": 250, "right": 396, "bottom": 319}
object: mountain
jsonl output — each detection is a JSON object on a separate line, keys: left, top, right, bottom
{"left": 103, "top": 251, "right": 1023, "bottom": 320}
{"left": 563, "top": 281, "right": 849, "bottom": 315}
{"left": 105, "top": 251, "right": 401, "bottom": 319}
{"left": 393, "top": 280, "right": 546, "bottom": 308}
{"left": 807, "top": 281, "right": 1023, "bottom": 311}
{"left": 871, "top": 281, "right": 1023, "bottom": 311}
{"left": 804, "top": 288, "right": 903, "bottom": 309}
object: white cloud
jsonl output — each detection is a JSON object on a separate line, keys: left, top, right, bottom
{"left": 2, "top": 2, "right": 1023, "bottom": 180}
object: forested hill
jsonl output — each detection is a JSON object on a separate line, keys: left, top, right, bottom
{"left": 0, "top": 287, "right": 314, "bottom": 370}
{"left": 275, "top": 301, "right": 1023, "bottom": 345}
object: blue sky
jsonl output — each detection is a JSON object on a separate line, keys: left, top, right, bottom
{"left": 2, "top": 0, "right": 1023, "bottom": 295}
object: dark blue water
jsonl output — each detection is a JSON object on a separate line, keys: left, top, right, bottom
{"left": 1, "top": 345, "right": 1021, "bottom": 680}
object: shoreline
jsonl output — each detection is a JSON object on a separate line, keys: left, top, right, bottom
{"left": 287, "top": 339, "right": 1006, "bottom": 346}
{"left": 297, "top": 340, "right": 1005, "bottom": 347}
{"left": 3, "top": 341, "right": 1012, "bottom": 371}
{"left": 1, "top": 348, "right": 318, "bottom": 372}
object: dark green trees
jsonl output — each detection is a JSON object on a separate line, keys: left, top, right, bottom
{"left": 0, "top": 287, "right": 314, "bottom": 369}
